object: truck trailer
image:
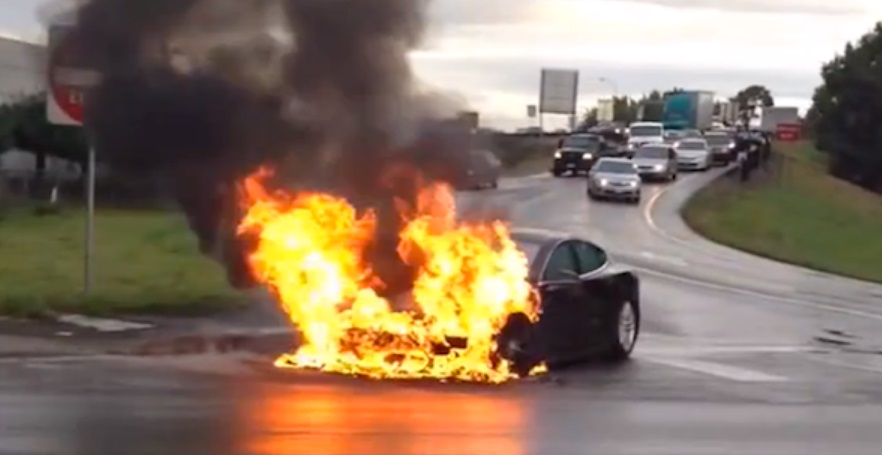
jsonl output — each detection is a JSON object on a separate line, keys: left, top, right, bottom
{"left": 662, "top": 91, "right": 715, "bottom": 130}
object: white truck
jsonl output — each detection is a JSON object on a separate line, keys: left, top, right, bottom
{"left": 758, "top": 107, "right": 799, "bottom": 132}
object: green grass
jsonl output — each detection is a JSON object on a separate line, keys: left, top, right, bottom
{"left": 683, "top": 141, "right": 882, "bottom": 283}
{"left": 0, "top": 206, "right": 244, "bottom": 318}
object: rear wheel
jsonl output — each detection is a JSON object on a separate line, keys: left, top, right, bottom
{"left": 605, "top": 300, "right": 639, "bottom": 361}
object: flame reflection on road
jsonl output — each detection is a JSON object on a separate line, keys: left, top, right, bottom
{"left": 237, "top": 382, "right": 528, "bottom": 455}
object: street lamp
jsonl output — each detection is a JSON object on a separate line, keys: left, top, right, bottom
{"left": 598, "top": 77, "right": 618, "bottom": 96}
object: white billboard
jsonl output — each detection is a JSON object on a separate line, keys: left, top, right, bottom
{"left": 539, "top": 68, "right": 579, "bottom": 115}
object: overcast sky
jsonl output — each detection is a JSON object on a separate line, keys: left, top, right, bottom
{"left": 2, "top": 0, "right": 878, "bottom": 130}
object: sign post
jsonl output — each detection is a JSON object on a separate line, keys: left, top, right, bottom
{"left": 47, "top": 24, "right": 100, "bottom": 294}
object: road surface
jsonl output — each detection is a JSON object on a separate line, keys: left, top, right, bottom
{"left": 2, "top": 169, "right": 882, "bottom": 454}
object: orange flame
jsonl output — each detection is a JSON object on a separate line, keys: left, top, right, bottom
{"left": 236, "top": 167, "right": 542, "bottom": 383}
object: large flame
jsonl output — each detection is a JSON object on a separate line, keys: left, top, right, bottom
{"left": 236, "top": 168, "right": 542, "bottom": 383}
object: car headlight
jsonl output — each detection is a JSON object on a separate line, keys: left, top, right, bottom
{"left": 582, "top": 152, "right": 592, "bottom": 160}
{"left": 554, "top": 151, "right": 562, "bottom": 158}
{"left": 654, "top": 164, "right": 664, "bottom": 170}
{"left": 728, "top": 143, "right": 735, "bottom": 149}
{"left": 628, "top": 181, "right": 638, "bottom": 187}
{"left": 599, "top": 179, "right": 609, "bottom": 186}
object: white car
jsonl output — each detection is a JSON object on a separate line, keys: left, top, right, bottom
{"left": 627, "top": 122, "right": 665, "bottom": 151}
{"left": 673, "top": 138, "right": 711, "bottom": 171}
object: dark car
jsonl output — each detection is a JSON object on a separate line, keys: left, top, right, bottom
{"left": 552, "top": 134, "right": 623, "bottom": 177}
{"left": 704, "top": 131, "right": 735, "bottom": 165}
{"left": 495, "top": 228, "right": 641, "bottom": 376}
{"left": 456, "top": 149, "right": 501, "bottom": 190}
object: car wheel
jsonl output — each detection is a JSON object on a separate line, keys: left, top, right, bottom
{"left": 606, "top": 300, "right": 640, "bottom": 361}
{"left": 552, "top": 170, "right": 562, "bottom": 177}
{"left": 495, "top": 312, "right": 542, "bottom": 377}
{"left": 490, "top": 179, "right": 498, "bottom": 189}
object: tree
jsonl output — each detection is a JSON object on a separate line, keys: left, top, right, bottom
{"left": 578, "top": 107, "right": 598, "bottom": 130}
{"left": 734, "top": 85, "right": 774, "bottom": 111}
{"left": 810, "top": 22, "right": 882, "bottom": 191}
{"left": 8, "top": 93, "right": 90, "bottom": 172}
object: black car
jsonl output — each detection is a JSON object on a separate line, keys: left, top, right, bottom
{"left": 455, "top": 149, "right": 501, "bottom": 190}
{"left": 552, "top": 134, "right": 624, "bottom": 177}
{"left": 495, "top": 228, "right": 641, "bottom": 376}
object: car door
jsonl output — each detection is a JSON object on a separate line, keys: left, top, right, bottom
{"left": 536, "top": 241, "right": 590, "bottom": 355}
{"left": 571, "top": 240, "right": 612, "bottom": 347}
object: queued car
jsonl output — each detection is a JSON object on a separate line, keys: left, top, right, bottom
{"left": 663, "top": 130, "right": 683, "bottom": 145}
{"left": 704, "top": 131, "right": 735, "bottom": 165}
{"left": 495, "top": 227, "right": 641, "bottom": 376}
{"left": 626, "top": 122, "right": 665, "bottom": 151}
{"left": 679, "top": 129, "right": 703, "bottom": 139}
{"left": 586, "top": 158, "right": 642, "bottom": 204}
{"left": 673, "top": 138, "right": 712, "bottom": 171}
{"left": 551, "top": 133, "right": 623, "bottom": 177}
{"left": 630, "top": 143, "right": 678, "bottom": 181}
{"left": 456, "top": 149, "right": 501, "bottom": 190}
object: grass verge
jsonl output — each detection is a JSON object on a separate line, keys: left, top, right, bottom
{"left": 0, "top": 206, "right": 244, "bottom": 318}
{"left": 683, "top": 140, "right": 882, "bottom": 284}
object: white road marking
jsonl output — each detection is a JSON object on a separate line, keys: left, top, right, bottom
{"left": 630, "top": 265, "right": 882, "bottom": 322}
{"left": 643, "top": 357, "right": 789, "bottom": 382}
{"left": 639, "top": 251, "right": 688, "bottom": 266}
{"left": 803, "top": 355, "right": 882, "bottom": 376}
{"left": 56, "top": 314, "right": 153, "bottom": 332}
{"left": 637, "top": 344, "right": 817, "bottom": 356}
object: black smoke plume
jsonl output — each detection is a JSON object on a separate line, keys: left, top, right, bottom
{"left": 56, "top": 0, "right": 471, "bottom": 294}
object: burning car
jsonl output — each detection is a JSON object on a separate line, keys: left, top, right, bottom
{"left": 235, "top": 170, "right": 640, "bottom": 383}
{"left": 497, "top": 228, "right": 641, "bottom": 376}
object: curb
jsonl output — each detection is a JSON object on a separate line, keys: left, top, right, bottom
{"left": 124, "top": 329, "right": 297, "bottom": 357}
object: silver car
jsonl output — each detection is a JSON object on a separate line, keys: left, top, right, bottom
{"left": 587, "top": 158, "right": 642, "bottom": 203}
{"left": 631, "top": 144, "right": 678, "bottom": 181}
{"left": 673, "top": 138, "right": 712, "bottom": 171}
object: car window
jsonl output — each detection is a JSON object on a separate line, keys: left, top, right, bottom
{"left": 572, "top": 241, "right": 608, "bottom": 274}
{"left": 595, "top": 160, "right": 636, "bottom": 174}
{"left": 634, "top": 147, "right": 668, "bottom": 159}
{"left": 542, "top": 242, "right": 579, "bottom": 281}
{"left": 562, "top": 135, "right": 600, "bottom": 149}
{"left": 678, "top": 141, "right": 707, "bottom": 150}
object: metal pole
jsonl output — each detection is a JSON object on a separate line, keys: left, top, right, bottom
{"left": 84, "top": 145, "right": 95, "bottom": 294}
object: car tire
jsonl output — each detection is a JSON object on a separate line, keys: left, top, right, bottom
{"left": 490, "top": 180, "right": 498, "bottom": 189}
{"left": 552, "top": 170, "right": 562, "bottom": 177}
{"left": 495, "top": 312, "right": 541, "bottom": 377}
{"left": 605, "top": 300, "right": 640, "bottom": 361}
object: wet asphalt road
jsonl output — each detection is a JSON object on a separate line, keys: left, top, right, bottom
{"left": 3, "top": 170, "right": 882, "bottom": 454}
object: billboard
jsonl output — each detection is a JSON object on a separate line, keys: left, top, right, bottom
{"left": 539, "top": 69, "right": 579, "bottom": 115}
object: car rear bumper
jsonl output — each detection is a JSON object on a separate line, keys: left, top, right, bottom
{"left": 677, "top": 160, "right": 706, "bottom": 170}
{"left": 553, "top": 158, "right": 593, "bottom": 173}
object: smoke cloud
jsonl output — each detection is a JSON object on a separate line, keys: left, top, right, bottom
{"left": 57, "top": 0, "right": 472, "bottom": 293}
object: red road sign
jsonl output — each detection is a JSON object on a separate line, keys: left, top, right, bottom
{"left": 775, "top": 123, "right": 801, "bottom": 142}
{"left": 47, "top": 25, "right": 98, "bottom": 126}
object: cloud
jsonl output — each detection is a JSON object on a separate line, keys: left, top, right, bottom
{"left": 611, "top": 0, "right": 866, "bottom": 15}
